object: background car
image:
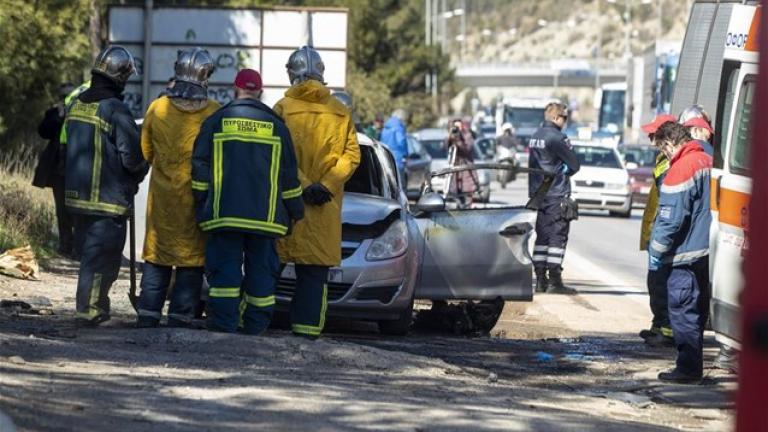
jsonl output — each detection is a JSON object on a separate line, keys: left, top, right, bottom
{"left": 276, "top": 133, "right": 421, "bottom": 335}
{"left": 570, "top": 141, "right": 632, "bottom": 218}
{"left": 618, "top": 143, "right": 658, "bottom": 207}
{"left": 413, "top": 128, "right": 491, "bottom": 203}
{"left": 404, "top": 134, "right": 432, "bottom": 200}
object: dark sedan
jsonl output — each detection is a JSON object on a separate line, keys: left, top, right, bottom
{"left": 618, "top": 144, "right": 659, "bottom": 206}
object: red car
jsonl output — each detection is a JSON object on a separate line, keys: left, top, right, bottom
{"left": 618, "top": 144, "right": 659, "bottom": 206}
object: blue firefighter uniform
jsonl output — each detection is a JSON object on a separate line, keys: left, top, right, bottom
{"left": 649, "top": 141, "right": 712, "bottom": 378}
{"left": 528, "top": 120, "right": 580, "bottom": 277}
{"left": 61, "top": 78, "right": 148, "bottom": 323}
{"left": 192, "top": 98, "right": 304, "bottom": 334}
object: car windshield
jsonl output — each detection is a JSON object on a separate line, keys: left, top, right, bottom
{"left": 620, "top": 147, "right": 658, "bottom": 168}
{"left": 574, "top": 146, "right": 622, "bottom": 169}
{"left": 421, "top": 139, "right": 448, "bottom": 159}
{"left": 505, "top": 108, "right": 544, "bottom": 129}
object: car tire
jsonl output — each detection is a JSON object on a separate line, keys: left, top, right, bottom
{"left": 378, "top": 295, "right": 414, "bottom": 336}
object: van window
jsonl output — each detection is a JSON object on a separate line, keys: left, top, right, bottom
{"left": 728, "top": 76, "right": 756, "bottom": 176}
{"left": 714, "top": 62, "right": 740, "bottom": 170}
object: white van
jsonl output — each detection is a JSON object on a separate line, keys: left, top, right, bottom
{"left": 672, "top": 0, "right": 759, "bottom": 362}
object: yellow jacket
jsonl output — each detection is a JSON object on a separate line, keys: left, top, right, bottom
{"left": 640, "top": 154, "right": 670, "bottom": 251}
{"left": 141, "top": 96, "right": 220, "bottom": 266}
{"left": 274, "top": 80, "right": 361, "bottom": 266}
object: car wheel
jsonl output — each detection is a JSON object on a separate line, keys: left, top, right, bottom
{"left": 378, "top": 295, "right": 414, "bottom": 336}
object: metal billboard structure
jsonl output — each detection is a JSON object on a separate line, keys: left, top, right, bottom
{"left": 108, "top": 5, "right": 349, "bottom": 117}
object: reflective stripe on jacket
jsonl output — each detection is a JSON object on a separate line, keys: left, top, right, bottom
{"left": 61, "top": 97, "right": 148, "bottom": 216}
{"left": 649, "top": 141, "right": 712, "bottom": 266}
{"left": 191, "top": 98, "right": 304, "bottom": 237}
{"left": 639, "top": 154, "right": 669, "bottom": 250}
{"left": 274, "top": 80, "right": 361, "bottom": 266}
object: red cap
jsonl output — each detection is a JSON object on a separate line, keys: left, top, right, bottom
{"left": 683, "top": 117, "right": 714, "bottom": 133}
{"left": 641, "top": 114, "right": 677, "bottom": 134}
{"left": 234, "top": 69, "right": 262, "bottom": 91}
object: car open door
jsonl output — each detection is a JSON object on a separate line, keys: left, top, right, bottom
{"left": 414, "top": 164, "right": 552, "bottom": 301}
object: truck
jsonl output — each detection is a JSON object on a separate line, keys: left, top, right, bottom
{"left": 494, "top": 97, "right": 557, "bottom": 146}
{"left": 624, "top": 41, "right": 680, "bottom": 143}
{"left": 107, "top": 5, "right": 349, "bottom": 117}
{"left": 671, "top": 0, "right": 760, "bottom": 370}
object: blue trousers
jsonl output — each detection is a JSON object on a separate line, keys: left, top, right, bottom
{"left": 137, "top": 262, "right": 203, "bottom": 326}
{"left": 647, "top": 264, "right": 672, "bottom": 335}
{"left": 74, "top": 215, "right": 126, "bottom": 320}
{"left": 205, "top": 232, "right": 278, "bottom": 334}
{"left": 290, "top": 265, "right": 329, "bottom": 337}
{"left": 667, "top": 259, "right": 710, "bottom": 376}
{"left": 533, "top": 198, "right": 570, "bottom": 271}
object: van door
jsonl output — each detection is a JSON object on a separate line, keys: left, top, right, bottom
{"left": 711, "top": 64, "right": 757, "bottom": 348}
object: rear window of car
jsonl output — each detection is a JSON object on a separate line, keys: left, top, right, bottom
{"left": 620, "top": 147, "right": 658, "bottom": 167}
{"left": 574, "top": 146, "right": 622, "bottom": 169}
{"left": 345, "top": 146, "right": 385, "bottom": 197}
{"left": 421, "top": 139, "right": 448, "bottom": 159}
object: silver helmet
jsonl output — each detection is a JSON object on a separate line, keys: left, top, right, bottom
{"left": 92, "top": 45, "right": 136, "bottom": 86}
{"left": 678, "top": 104, "right": 711, "bottom": 124}
{"left": 331, "top": 91, "right": 353, "bottom": 110}
{"left": 174, "top": 48, "right": 215, "bottom": 86}
{"left": 286, "top": 46, "right": 325, "bottom": 85}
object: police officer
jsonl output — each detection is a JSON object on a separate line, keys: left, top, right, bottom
{"left": 649, "top": 121, "right": 712, "bottom": 384}
{"left": 61, "top": 46, "right": 149, "bottom": 326}
{"left": 528, "top": 102, "right": 580, "bottom": 294}
{"left": 274, "top": 46, "right": 361, "bottom": 339}
{"left": 192, "top": 69, "right": 304, "bottom": 335}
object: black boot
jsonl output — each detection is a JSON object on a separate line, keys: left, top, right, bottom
{"left": 546, "top": 269, "right": 576, "bottom": 295}
{"left": 534, "top": 268, "right": 548, "bottom": 293}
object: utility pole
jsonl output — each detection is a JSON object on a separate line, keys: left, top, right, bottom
{"left": 624, "top": 0, "right": 631, "bottom": 60}
{"left": 425, "top": 0, "right": 432, "bottom": 93}
{"left": 460, "top": 0, "right": 466, "bottom": 60}
{"left": 595, "top": 0, "right": 602, "bottom": 90}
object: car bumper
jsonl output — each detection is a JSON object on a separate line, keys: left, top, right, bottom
{"left": 274, "top": 239, "right": 416, "bottom": 321}
{"left": 572, "top": 189, "right": 632, "bottom": 212}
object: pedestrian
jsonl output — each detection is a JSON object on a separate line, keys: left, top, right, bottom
{"left": 33, "top": 83, "right": 76, "bottom": 257}
{"left": 61, "top": 46, "right": 149, "bottom": 326}
{"left": 136, "top": 48, "right": 220, "bottom": 329}
{"left": 381, "top": 109, "right": 408, "bottom": 184}
{"left": 274, "top": 46, "right": 360, "bottom": 339}
{"left": 679, "top": 105, "right": 715, "bottom": 156}
{"left": 649, "top": 121, "right": 712, "bottom": 384}
{"left": 528, "top": 101, "right": 581, "bottom": 294}
{"left": 192, "top": 68, "right": 304, "bottom": 335}
{"left": 638, "top": 114, "right": 677, "bottom": 347}
{"left": 364, "top": 113, "right": 384, "bottom": 141}
{"left": 444, "top": 118, "right": 478, "bottom": 206}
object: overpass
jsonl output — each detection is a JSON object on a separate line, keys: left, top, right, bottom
{"left": 455, "top": 59, "right": 627, "bottom": 88}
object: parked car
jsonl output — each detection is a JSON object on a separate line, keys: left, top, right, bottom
{"left": 404, "top": 134, "right": 432, "bottom": 200}
{"left": 570, "top": 141, "right": 633, "bottom": 218}
{"left": 413, "top": 128, "right": 491, "bottom": 203}
{"left": 617, "top": 144, "right": 658, "bottom": 206}
{"left": 277, "top": 133, "right": 421, "bottom": 335}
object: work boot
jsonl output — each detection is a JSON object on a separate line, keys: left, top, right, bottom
{"left": 639, "top": 327, "right": 659, "bottom": 339}
{"left": 75, "top": 314, "right": 111, "bottom": 328}
{"left": 546, "top": 269, "right": 576, "bottom": 295}
{"left": 658, "top": 368, "right": 702, "bottom": 384}
{"left": 534, "top": 268, "right": 549, "bottom": 293}
{"left": 136, "top": 316, "right": 159, "bottom": 329}
{"left": 644, "top": 332, "right": 675, "bottom": 348}
{"left": 713, "top": 345, "right": 739, "bottom": 374}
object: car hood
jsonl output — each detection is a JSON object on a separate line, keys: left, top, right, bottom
{"left": 342, "top": 192, "right": 401, "bottom": 225}
{"left": 572, "top": 166, "right": 628, "bottom": 184}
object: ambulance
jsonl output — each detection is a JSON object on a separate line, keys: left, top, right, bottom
{"left": 672, "top": 0, "right": 759, "bottom": 356}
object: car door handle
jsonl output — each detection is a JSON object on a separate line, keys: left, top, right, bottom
{"left": 499, "top": 223, "right": 530, "bottom": 237}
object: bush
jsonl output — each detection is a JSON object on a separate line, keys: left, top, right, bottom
{"left": 0, "top": 168, "right": 57, "bottom": 257}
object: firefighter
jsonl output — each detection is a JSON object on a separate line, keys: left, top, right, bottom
{"left": 136, "top": 48, "right": 220, "bottom": 328}
{"left": 649, "top": 121, "right": 712, "bottom": 384}
{"left": 192, "top": 69, "right": 304, "bottom": 335}
{"left": 274, "top": 46, "right": 361, "bottom": 339}
{"left": 528, "top": 102, "right": 580, "bottom": 294}
{"left": 61, "top": 46, "right": 148, "bottom": 326}
{"left": 638, "top": 114, "right": 677, "bottom": 347}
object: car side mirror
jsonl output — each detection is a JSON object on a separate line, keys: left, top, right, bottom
{"left": 417, "top": 192, "right": 446, "bottom": 213}
{"left": 626, "top": 162, "right": 638, "bottom": 170}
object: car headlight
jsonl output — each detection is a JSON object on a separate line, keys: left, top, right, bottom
{"left": 366, "top": 220, "right": 409, "bottom": 261}
{"left": 607, "top": 182, "right": 628, "bottom": 190}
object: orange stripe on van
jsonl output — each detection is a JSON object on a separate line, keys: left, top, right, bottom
{"left": 711, "top": 178, "right": 719, "bottom": 211}
{"left": 718, "top": 187, "right": 751, "bottom": 229}
{"left": 746, "top": 7, "right": 761, "bottom": 52}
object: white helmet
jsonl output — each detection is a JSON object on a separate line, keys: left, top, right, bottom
{"left": 501, "top": 122, "right": 514, "bottom": 133}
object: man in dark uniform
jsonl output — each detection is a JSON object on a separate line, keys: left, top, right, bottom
{"left": 61, "top": 46, "right": 149, "bottom": 326}
{"left": 528, "top": 102, "right": 580, "bottom": 294}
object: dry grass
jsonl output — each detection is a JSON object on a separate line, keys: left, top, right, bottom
{"left": 0, "top": 166, "right": 57, "bottom": 258}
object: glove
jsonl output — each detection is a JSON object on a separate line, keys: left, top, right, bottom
{"left": 302, "top": 183, "right": 333, "bottom": 206}
{"left": 648, "top": 254, "right": 662, "bottom": 271}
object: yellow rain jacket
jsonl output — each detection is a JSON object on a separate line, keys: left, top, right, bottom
{"left": 274, "top": 80, "right": 361, "bottom": 266}
{"left": 141, "top": 96, "right": 220, "bottom": 266}
{"left": 640, "top": 153, "right": 670, "bottom": 250}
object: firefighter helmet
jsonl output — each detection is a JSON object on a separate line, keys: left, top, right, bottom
{"left": 92, "top": 45, "right": 136, "bottom": 86}
{"left": 286, "top": 46, "right": 325, "bottom": 85}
